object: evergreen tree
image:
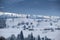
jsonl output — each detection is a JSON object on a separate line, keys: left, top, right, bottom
{"left": 50, "top": 23, "right": 52, "bottom": 26}
{"left": 37, "top": 35, "right": 41, "bottom": 40}
{"left": 30, "top": 33, "right": 34, "bottom": 40}
{"left": 10, "top": 34, "right": 16, "bottom": 40}
{"left": 23, "top": 25, "right": 26, "bottom": 30}
{"left": 28, "top": 34, "right": 31, "bottom": 40}
{"left": 17, "top": 34, "right": 20, "bottom": 40}
{"left": 20, "top": 31, "right": 24, "bottom": 40}
{"left": 0, "top": 36, "right": 6, "bottom": 40}
{"left": 33, "top": 37, "right": 35, "bottom": 40}
{"left": 17, "top": 31, "right": 24, "bottom": 40}
{"left": 26, "top": 15, "right": 29, "bottom": 18}
{"left": 45, "top": 36, "right": 51, "bottom": 40}
{"left": 42, "top": 37, "right": 44, "bottom": 40}
{"left": 18, "top": 23, "right": 21, "bottom": 26}
{"left": 45, "top": 36, "right": 48, "bottom": 40}
{"left": 26, "top": 22, "right": 29, "bottom": 25}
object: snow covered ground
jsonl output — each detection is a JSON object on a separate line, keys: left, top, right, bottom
{"left": 0, "top": 12, "right": 60, "bottom": 40}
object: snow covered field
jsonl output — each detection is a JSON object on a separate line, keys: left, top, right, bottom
{"left": 0, "top": 12, "right": 60, "bottom": 40}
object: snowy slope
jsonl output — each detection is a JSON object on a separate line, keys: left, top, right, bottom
{"left": 0, "top": 12, "right": 60, "bottom": 40}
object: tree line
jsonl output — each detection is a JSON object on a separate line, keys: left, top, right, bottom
{"left": 0, "top": 31, "right": 52, "bottom": 40}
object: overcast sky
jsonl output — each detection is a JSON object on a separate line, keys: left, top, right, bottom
{"left": 0, "top": 0, "right": 60, "bottom": 16}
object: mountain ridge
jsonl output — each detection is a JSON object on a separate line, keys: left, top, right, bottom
{"left": 0, "top": 12, "right": 60, "bottom": 19}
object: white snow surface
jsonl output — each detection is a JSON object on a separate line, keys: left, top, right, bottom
{"left": 0, "top": 12, "right": 60, "bottom": 40}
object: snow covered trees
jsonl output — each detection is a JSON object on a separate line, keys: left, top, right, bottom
{"left": 2, "top": 31, "right": 52, "bottom": 40}
{"left": 10, "top": 34, "right": 16, "bottom": 40}
{"left": 37, "top": 35, "right": 41, "bottom": 40}
{"left": 0, "top": 36, "right": 6, "bottom": 40}
{"left": 17, "top": 31, "right": 24, "bottom": 40}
